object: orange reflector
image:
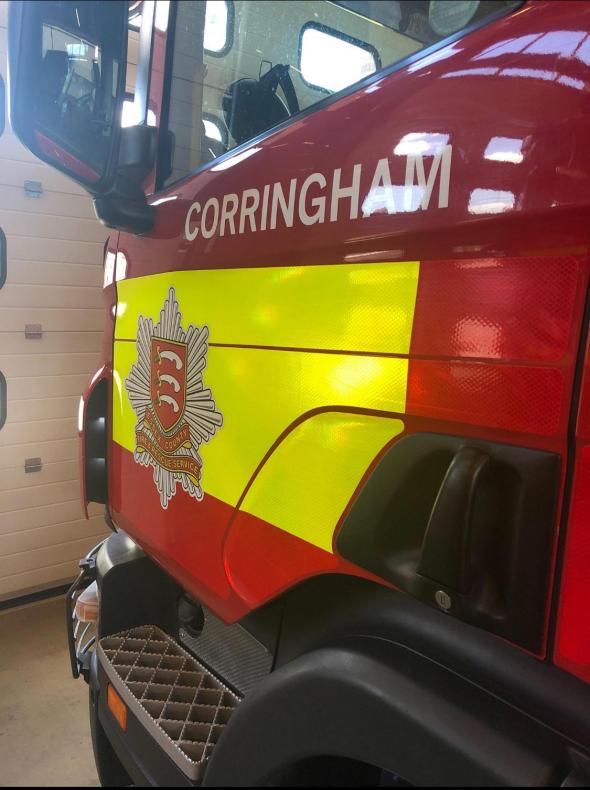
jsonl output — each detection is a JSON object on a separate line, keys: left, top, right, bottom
{"left": 107, "top": 684, "right": 127, "bottom": 731}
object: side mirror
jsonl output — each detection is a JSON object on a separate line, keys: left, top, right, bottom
{"left": 8, "top": 0, "right": 155, "bottom": 234}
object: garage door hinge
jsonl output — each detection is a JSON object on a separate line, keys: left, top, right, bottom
{"left": 25, "top": 457, "right": 42, "bottom": 473}
{"left": 25, "top": 324, "right": 43, "bottom": 339}
{"left": 24, "top": 180, "right": 43, "bottom": 198}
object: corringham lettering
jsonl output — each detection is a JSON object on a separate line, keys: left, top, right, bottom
{"left": 184, "top": 146, "right": 452, "bottom": 241}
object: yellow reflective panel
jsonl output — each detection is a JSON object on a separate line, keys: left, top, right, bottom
{"left": 115, "top": 261, "right": 420, "bottom": 355}
{"left": 113, "top": 343, "right": 409, "bottom": 507}
{"left": 240, "top": 412, "right": 405, "bottom": 553}
{"left": 112, "top": 340, "right": 139, "bottom": 452}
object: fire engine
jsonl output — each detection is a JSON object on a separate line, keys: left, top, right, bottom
{"left": 7, "top": 0, "right": 590, "bottom": 784}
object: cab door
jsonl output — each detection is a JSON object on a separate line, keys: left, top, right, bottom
{"left": 109, "top": 0, "right": 590, "bottom": 659}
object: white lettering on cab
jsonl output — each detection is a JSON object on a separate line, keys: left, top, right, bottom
{"left": 184, "top": 145, "right": 452, "bottom": 241}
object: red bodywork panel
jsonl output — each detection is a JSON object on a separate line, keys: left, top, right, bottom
{"left": 555, "top": 335, "right": 590, "bottom": 682}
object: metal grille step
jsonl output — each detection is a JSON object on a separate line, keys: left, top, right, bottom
{"left": 97, "top": 625, "right": 241, "bottom": 781}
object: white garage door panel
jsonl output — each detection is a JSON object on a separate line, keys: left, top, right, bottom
{"left": 0, "top": 500, "right": 102, "bottom": 536}
{"left": 0, "top": 559, "right": 88, "bottom": 600}
{"left": 0, "top": 535, "right": 106, "bottom": 580}
{"left": 7, "top": 236, "right": 105, "bottom": 265}
{"left": 0, "top": 353, "right": 100, "bottom": 377}
{"left": 0, "top": 479, "right": 87, "bottom": 515}
{"left": 0, "top": 417, "right": 77, "bottom": 447}
{"left": 128, "top": 31, "right": 139, "bottom": 64}
{"left": 1, "top": 333, "right": 102, "bottom": 356}
{"left": 0, "top": 438, "right": 78, "bottom": 470}
{"left": 1, "top": 209, "right": 107, "bottom": 244}
{"left": 126, "top": 63, "right": 138, "bottom": 94}
{"left": 0, "top": 0, "right": 126, "bottom": 599}
{"left": 8, "top": 396, "right": 79, "bottom": 423}
{"left": 0, "top": 157, "right": 89, "bottom": 197}
{"left": 5, "top": 396, "right": 80, "bottom": 434}
{"left": 0, "top": 283, "right": 103, "bottom": 310}
{"left": 7, "top": 374, "right": 91, "bottom": 401}
{"left": 0, "top": 460, "right": 79, "bottom": 493}
{"left": 0, "top": 307, "right": 104, "bottom": 332}
{"left": 0, "top": 185, "right": 97, "bottom": 221}
{"left": 6, "top": 261, "right": 102, "bottom": 288}
{"left": 0, "top": 515, "right": 105, "bottom": 556}
{"left": 0, "top": 133, "right": 40, "bottom": 166}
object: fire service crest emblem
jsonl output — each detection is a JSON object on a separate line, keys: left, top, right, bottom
{"left": 125, "top": 288, "right": 223, "bottom": 508}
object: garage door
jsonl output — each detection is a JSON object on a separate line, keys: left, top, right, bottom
{"left": 0, "top": 0, "right": 112, "bottom": 601}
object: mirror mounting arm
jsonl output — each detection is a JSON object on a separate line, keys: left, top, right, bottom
{"left": 118, "top": 125, "right": 158, "bottom": 185}
{"left": 94, "top": 176, "right": 156, "bottom": 235}
{"left": 94, "top": 125, "right": 157, "bottom": 234}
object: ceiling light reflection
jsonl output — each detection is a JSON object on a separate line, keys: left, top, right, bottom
{"left": 468, "top": 188, "right": 515, "bottom": 215}
{"left": 484, "top": 137, "right": 524, "bottom": 164}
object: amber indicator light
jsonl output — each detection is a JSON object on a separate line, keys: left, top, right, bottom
{"left": 107, "top": 684, "right": 127, "bottom": 731}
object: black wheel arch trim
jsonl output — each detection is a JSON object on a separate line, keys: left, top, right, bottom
{"left": 273, "top": 575, "right": 590, "bottom": 754}
{"left": 203, "top": 635, "right": 567, "bottom": 787}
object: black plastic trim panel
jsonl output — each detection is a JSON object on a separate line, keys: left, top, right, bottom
{"left": 0, "top": 227, "right": 6, "bottom": 289}
{"left": 0, "top": 74, "right": 5, "bottom": 136}
{"left": 337, "top": 433, "right": 559, "bottom": 653}
{"left": 275, "top": 575, "right": 590, "bottom": 752}
{"left": 0, "top": 370, "right": 6, "bottom": 430}
{"left": 96, "top": 531, "right": 182, "bottom": 638}
{"left": 84, "top": 378, "right": 109, "bottom": 504}
{"left": 205, "top": 636, "right": 567, "bottom": 787}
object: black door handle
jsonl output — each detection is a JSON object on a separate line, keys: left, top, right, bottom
{"left": 417, "top": 446, "right": 490, "bottom": 594}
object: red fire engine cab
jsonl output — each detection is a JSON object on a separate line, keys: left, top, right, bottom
{"left": 8, "top": 0, "right": 590, "bottom": 784}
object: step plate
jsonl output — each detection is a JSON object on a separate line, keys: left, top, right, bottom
{"left": 97, "top": 625, "right": 241, "bottom": 781}
{"left": 180, "top": 607, "right": 272, "bottom": 695}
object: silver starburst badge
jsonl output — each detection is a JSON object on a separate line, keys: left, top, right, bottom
{"left": 125, "top": 287, "right": 222, "bottom": 508}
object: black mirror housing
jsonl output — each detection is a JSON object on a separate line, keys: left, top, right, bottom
{"left": 8, "top": 0, "right": 129, "bottom": 196}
